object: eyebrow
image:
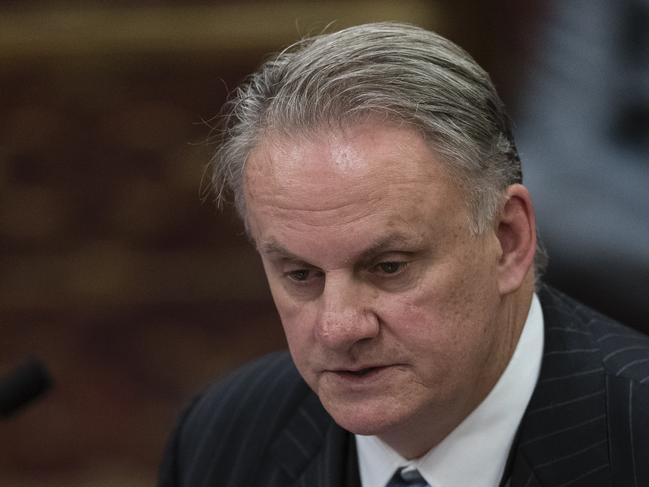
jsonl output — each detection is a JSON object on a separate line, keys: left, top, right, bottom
{"left": 258, "top": 233, "right": 420, "bottom": 264}
{"left": 357, "top": 234, "right": 420, "bottom": 261}
{"left": 259, "top": 241, "right": 302, "bottom": 261}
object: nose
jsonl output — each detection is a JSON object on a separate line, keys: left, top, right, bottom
{"left": 314, "top": 273, "right": 379, "bottom": 351}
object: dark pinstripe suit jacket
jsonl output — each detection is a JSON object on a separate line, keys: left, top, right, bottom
{"left": 159, "top": 286, "right": 649, "bottom": 487}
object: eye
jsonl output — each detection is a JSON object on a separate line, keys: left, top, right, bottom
{"left": 372, "top": 261, "right": 408, "bottom": 275}
{"left": 285, "top": 268, "right": 323, "bottom": 283}
{"left": 287, "top": 269, "right": 311, "bottom": 282}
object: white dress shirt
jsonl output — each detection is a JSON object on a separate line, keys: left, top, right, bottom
{"left": 356, "top": 294, "right": 544, "bottom": 487}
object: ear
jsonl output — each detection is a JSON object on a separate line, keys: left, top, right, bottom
{"left": 495, "top": 184, "right": 537, "bottom": 295}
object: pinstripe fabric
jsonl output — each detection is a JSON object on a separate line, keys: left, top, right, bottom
{"left": 510, "top": 286, "right": 649, "bottom": 487}
{"left": 158, "top": 286, "right": 649, "bottom": 487}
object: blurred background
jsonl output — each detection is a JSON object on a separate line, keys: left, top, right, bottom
{"left": 0, "top": 1, "right": 646, "bottom": 486}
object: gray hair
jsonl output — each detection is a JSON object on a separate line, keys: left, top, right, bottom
{"left": 210, "top": 22, "right": 546, "bottom": 270}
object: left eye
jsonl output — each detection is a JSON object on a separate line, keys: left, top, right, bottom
{"left": 373, "top": 261, "right": 407, "bottom": 275}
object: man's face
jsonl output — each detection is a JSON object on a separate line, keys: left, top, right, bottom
{"left": 244, "top": 120, "right": 513, "bottom": 453}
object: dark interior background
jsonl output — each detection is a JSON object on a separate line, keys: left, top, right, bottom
{"left": 1, "top": 1, "right": 646, "bottom": 486}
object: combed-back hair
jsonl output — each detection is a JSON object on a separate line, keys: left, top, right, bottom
{"left": 210, "top": 22, "right": 545, "bottom": 270}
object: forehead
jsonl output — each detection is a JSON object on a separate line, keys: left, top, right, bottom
{"left": 242, "top": 120, "right": 471, "bottom": 258}
{"left": 244, "top": 120, "right": 457, "bottom": 208}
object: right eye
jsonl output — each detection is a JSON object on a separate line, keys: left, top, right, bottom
{"left": 286, "top": 269, "right": 311, "bottom": 282}
{"left": 284, "top": 268, "right": 323, "bottom": 284}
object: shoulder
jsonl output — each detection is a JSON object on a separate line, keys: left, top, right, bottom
{"left": 160, "top": 351, "right": 315, "bottom": 486}
{"left": 180, "top": 351, "right": 310, "bottom": 448}
{"left": 538, "top": 284, "right": 649, "bottom": 443}
{"left": 539, "top": 284, "right": 649, "bottom": 384}
{"left": 185, "top": 351, "right": 307, "bottom": 426}
{"left": 513, "top": 286, "right": 649, "bottom": 484}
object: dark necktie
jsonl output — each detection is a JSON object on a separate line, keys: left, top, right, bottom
{"left": 386, "top": 467, "right": 430, "bottom": 487}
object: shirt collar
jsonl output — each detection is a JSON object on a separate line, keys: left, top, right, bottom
{"left": 356, "top": 293, "right": 544, "bottom": 487}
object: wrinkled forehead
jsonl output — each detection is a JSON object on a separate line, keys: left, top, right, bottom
{"left": 239, "top": 119, "right": 474, "bottom": 246}
{"left": 243, "top": 119, "right": 451, "bottom": 197}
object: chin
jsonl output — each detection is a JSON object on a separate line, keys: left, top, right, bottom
{"left": 321, "top": 394, "right": 411, "bottom": 437}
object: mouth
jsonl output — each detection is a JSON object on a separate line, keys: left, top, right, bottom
{"left": 328, "top": 365, "right": 392, "bottom": 381}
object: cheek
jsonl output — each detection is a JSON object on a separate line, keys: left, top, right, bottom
{"left": 382, "top": 299, "right": 460, "bottom": 360}
{"left": 272, "top": 293, "right": 318, "bottom": 359}
{"left": 381, "top": 266, "right": 495, "bottom": 356}
{"left": 264, "top": 269, "right": 311, "bottom": 326}
{"left": 375, "top": 292, "right": 449, "bottom": 361}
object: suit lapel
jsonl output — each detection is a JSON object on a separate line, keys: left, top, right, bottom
{"left": 270, "top": 391, "right": 360, "bottom": 487}
{"left": 291, "top": 421, "right": 358, "bottom": 487}
{"left": 510, "top": 287, "right": 611, "bottom": 487}
{"left": 509, "top": 450, "right": 543, "bottom": 487}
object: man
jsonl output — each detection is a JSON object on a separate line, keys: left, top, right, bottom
{"left": 159, "top": 23, "right": 649, "bottom": 487}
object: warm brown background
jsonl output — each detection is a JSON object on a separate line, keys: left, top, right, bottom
{"left": 1, "top": 1, "right": 546, "bottom": 485}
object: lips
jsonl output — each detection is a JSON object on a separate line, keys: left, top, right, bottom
{"left": 327, "top": 365, "right": 393, "bottom": 382}
{"left": 340, "top": 366, "right": 384, "bottom": 375}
